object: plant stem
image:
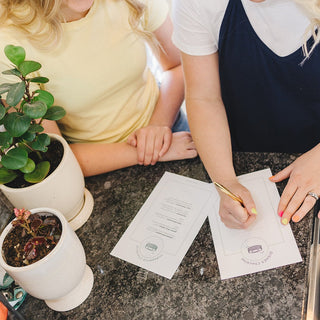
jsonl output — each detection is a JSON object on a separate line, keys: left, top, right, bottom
{"left": 20, "top": 141, "right": 34, "bottom": 153}
{"left": 24, "top": 79, "right": 31, "bottom": 102}
{"left": 36, "top": 150, "right": 43, "bottom": 160}
{"left": 21, "top": 223, "right": 35, "bottom": 237}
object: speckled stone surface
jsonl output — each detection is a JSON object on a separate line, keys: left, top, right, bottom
{"left": 0, "top": 191, "right": 13, "bottom": 234}
{"left": 0, "top": 153, "right": 314, "bottom": 320}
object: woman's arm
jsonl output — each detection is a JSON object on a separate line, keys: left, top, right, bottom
{"left": 127, "top": 14, "right": 186, "bottom": 166}
{"left": 182, "top": 52, "right": 233, "bottom": 183}
{"left": 43, "top": 120, "right": 196, "bottom": 177}
{"left": 181, "top": 51, "right": 257, "bottom": 228}
{"left": 42, "top": 120, "right": 139, "bottom": 176}
{"left": 149, "top": 14, "right": 185, "bottom": 129}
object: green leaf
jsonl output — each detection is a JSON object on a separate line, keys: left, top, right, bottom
{"left": 33, "top": 90, "right": 54, "bottom": 108}
{"left": 0, "top": 167, "right": 18, "bottom": 184}
{"left": 6, "top": 81, "right": 25, "bottom": 106}
{"left": 24, "top": 161, "right": 50, "bottom": 183}
{"left": 16, "top": 142, "right": 31, "bottom": 153}
{"left": 30, "top": 133, "right": 50, "bottom": 152}
{"left": 4, "top": 113, "right": 31, "bottom": 137}
{"left": 1, "top": 147, "right": 28, "bottom": 170}
{"left": 21, "top": 130, "right": 36, "bottom": 142}
{"left": 0, "top": 83, "right": 13, "bottom": 94}
{"left": 22, "top": 100, "right": 47, "bottom": 119}
{"left": 28, "top": 123, "right": 44, "bottom": 133}
{"left": 0, "top": 104, "right": 5, "bottom": 120}
{"left": 2, "top": 69, "right": 21, "bottom": 77}
{"left": 0, "top": 131, "right": 13, "bottom": 149}
{"left": 18, "top": 61, "right": 41, "bottom": 77}
{"left": 43, "top": 106, "right": 66, "bottom": 121}
{"left": 19, "top": 158, "right": 35, "bottom": 173}
{"left": 29, "top": 77, "right": 49, "bottom": 83}
{"left": 4, "top": 45, "right": 25, "bottom": 66}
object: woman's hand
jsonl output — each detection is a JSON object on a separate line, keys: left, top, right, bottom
{"left": 158, "top": 131, "right": 197, "bottom": 162}
{"left": 269, "top": 144, "right": 320, "bottom": 224}
{"left": 216, "top": 180, "right": 258, "bottom": 229}
{"left": 127, "top": 125, "right": 172, "bottom": 165}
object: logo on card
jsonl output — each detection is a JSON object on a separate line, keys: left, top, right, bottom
{"left": 241, "top": 237, "right": 272, "bottom": 264}
{"left": 137, "top": 236, "right": 164, "bottom": 261}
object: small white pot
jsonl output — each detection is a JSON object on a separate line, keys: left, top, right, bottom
{"left": 0, "top": 134, "right": 94, "bottom": 231}
{"left": 0, "top": 207, "right": 94, "bottom": 312}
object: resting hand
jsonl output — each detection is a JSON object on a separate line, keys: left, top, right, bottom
{"left": 127, "top": 125, "right": 172, "bottom": 165}
{"left": 269, "top": 144, "right": 320, "bottom": 224}
{"left": 216, "top": 180, "right": 257, "bottom": 229}
{"left": 158, "top": 131, "right": 197, "bottom": 162}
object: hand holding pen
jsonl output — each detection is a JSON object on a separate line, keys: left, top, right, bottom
{"left": 213, "top": 180, "right": 258, "bottom": 229}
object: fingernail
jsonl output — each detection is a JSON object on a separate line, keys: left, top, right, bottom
{"left": 269, "top": 175, "right": 275, "bottom": 181}
{"left": 292, "top": 215, "right": 300, "bottom": 223}
{"left": 251, "top": 208, "right": 257, "bottom": 215}
{"left": 282, "top": 218, "right": 288, "bottom": 225}
{"left": 278, "top": 211, "right": 284, "bottom": 217}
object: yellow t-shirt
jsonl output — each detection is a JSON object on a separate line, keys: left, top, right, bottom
{"left": 0, "top": 0, "right": 169, "bottom": 143}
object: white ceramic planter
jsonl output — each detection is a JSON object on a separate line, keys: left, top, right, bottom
{"left": 0, "top": 134, "right": 94, "bottom": 231}
{"left": 0, "top": 207, "right": 94, "bottom": 312}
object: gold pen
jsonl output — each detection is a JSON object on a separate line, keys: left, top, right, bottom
{"left": 213, "top": 181, "right": 244, "bottom": 206}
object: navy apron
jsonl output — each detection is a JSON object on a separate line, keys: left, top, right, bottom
{"left": 218, "top": 0, "right": 320, "bottom": 152}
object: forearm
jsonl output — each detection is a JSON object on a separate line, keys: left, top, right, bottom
{"left": 42, "top": 119, "right": 62, "bottom": 135}
{"left": 187, "top": 97, "right": 236, "bottom": 184}
{"left": 42, "top": 120, "right": 139, "bottom": 177}
{"left": 70, "top": 142, "right": 139, "bottom": 177}
{"left": 181, "top": 51, "right": 236, "bottom": 184}
{"left": 148, "top": 65, "right": 184, "bottom": 128}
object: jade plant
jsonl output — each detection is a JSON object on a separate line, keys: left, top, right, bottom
{"left": 3, "top": 208, "right": 62, "bottom": 266}
{"left": 0, "top": 45, "right": 66, "bottom": 185}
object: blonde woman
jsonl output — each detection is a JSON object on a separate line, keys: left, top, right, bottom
{"left": 0, "top": 0, "right": 197, "bottom": 177}
{"left": 172, "top": 0, "right": 320, "bottom": 229}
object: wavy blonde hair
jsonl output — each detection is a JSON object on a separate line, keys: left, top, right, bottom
{"left": 296, "top": 0, "right": 320, "bottom": 58}
{"left": 0, "top": 0, "right": 155, "bottom": 50}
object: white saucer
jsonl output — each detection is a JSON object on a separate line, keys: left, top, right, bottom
{"left": 68, "top": 188, "right": 94, "bottom": 231}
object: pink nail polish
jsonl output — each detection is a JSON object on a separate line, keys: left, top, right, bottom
{"left": 278, "top": 211, "right": 284, "bottom": 217}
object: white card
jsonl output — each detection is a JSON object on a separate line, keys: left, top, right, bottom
{"left": 111, "top": 172, "right": 217, "bottom": 279}
{"left": 208, "top": 168, "right": 302, "bottom": 280}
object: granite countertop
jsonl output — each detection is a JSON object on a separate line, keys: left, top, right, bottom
{"left": 0, "top": 153, "right": 313, "bottom": 320}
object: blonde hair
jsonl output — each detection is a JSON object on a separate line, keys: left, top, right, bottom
{"left": 0, "top": 0, "right": 64, "bottom": 50}
{"left": 296, "top": 0, "right": 320, "bottom": 59}
{"left": 125, "top": 0, "right": 157, "bottom": 49}
{"left": 0, "top": 0, "right": 156, "bottom": 50}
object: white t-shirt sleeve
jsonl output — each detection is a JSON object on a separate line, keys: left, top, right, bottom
{"left": 172, "top": 0, "right": 310, "bottom": 58}
{"left": 172, "top": 0, "right": 226, "bottom": 56}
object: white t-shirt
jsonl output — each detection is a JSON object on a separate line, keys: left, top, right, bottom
{"left": 172, "top": 0, "right": 311, "bottom": 57}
